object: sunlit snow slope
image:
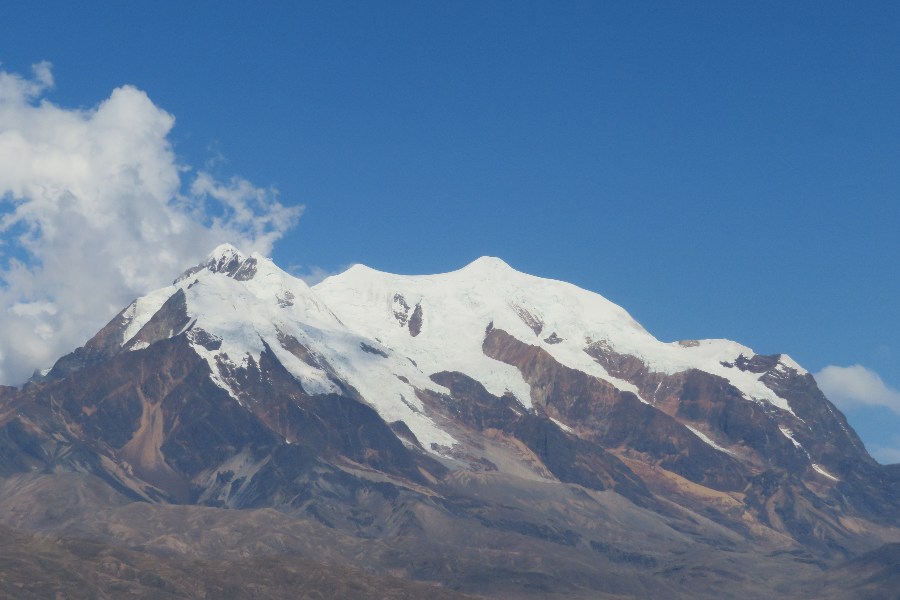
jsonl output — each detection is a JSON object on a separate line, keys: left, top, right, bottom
{"left": 314, "top": 256, "right": 804, "bottom": 413}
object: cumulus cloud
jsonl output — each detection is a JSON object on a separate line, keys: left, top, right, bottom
{"left": 0, "top": 62, "right": 301, "bottom": 384}
{"left": 870, "top": 444, "right": 900, "bottom": 465}
{"left": 814, "top": 364, "right": 900, "bottom": 416}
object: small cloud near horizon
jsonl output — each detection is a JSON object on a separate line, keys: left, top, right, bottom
{"left": 870, "top": 443, "right": 900, "bottom": 465}
{"left": 814, "top": 364, "right": 900, "bottom": 465}
{"left": 814, "top": 364, "right": 900, "bottom": 416}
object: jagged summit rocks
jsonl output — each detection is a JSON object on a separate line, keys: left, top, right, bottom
{"left": 175, "top": 243, "right": 260, "bottom": 283}
{"left": 2, "top": 245, "right": 900, "bottom": 599}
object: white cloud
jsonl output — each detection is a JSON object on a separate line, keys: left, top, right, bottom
{"left": 0, "top": 62, "right": 302, "bottom": 384}
{"left": 814, "top": 364, "right": 900, "bottom": 416}
{"left": 870, "top": 445, "right": 900, "bottom": 465}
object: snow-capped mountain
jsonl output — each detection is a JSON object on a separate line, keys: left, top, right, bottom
{"left": 92, "top": 244, "right": 850, "bottom": 475}
{"left": 2, "top": 245, "right": 899, "bottom": 600}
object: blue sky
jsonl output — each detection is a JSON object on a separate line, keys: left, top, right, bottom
{"left": 1, "top": 2, "right": 898, "bottom": 460}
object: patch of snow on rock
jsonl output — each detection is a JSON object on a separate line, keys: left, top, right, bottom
{"left": 685, "top": 425, "right": 737, "bottom": 456}
{"left": 550, "top": 417, "right": 575, "bottom": 434}
{"left": 812, "top": 463, "right": 839, "bottom": 481}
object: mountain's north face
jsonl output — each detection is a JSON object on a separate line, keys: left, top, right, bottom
{"left": 1, "top": 244, "right": 899, "bottom": 599}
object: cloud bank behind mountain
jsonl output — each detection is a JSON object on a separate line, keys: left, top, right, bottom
{"left": 0, "top": 62, "right": 301, "bottom": 384}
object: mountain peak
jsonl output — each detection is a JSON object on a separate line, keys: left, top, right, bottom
{"left": 208, "top": 243, "right": 245, "bottom": 262}
{"left": 174, "top": 243, "right": 257, "bottom": 284}
{"left": 461, "top": 255, "right": 513, "bottom": 273}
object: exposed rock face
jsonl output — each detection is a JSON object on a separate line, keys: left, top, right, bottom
{"left": 486, "top": 328, "right": 749, "bottom": 492}
{"left": 2, "top": 245, "right": 900, "bottom": 599}
{"left": 509, "top": 302, "right": 543, "bottom": 336}
{"left": 427, "top": 370, "right": 653, "bottom": 505}
{"left": 585, "top": 338, "right": 900, "bottom": 532}
{"left": 175, "top": 246, "right": 258, "bottom": 283}
{"left": 408, "top": 303, "right": 424, "bottom": 337}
